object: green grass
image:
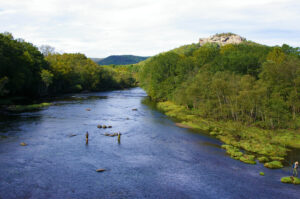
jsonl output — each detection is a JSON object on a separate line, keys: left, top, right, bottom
{"left": 258, "top": 156, "right": 269, "bottom": 163}
{"left": 157, "top": 101, "right": 300, "bottom": 167}
{"left": 221, "top": 144, "right": 243, "bottom": 160}
{"left": 240, "top": 155, "right": 256, "bottom": 164}
{"left": 264, "top": 161, "right": 283, "bottom": 169}
{"left": 7, "top": 102, "right": 52, "bottom": 112}
{"left": 281, "top": 176, "right": 300, "bottom": 185}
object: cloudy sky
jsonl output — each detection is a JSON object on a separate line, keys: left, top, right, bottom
{"left": 0, "top": 0, "right": 299, "bottom": 57}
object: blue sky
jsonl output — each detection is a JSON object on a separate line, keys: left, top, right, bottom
{"left": 0, "top": 0, "right": 299, "bottom": 57}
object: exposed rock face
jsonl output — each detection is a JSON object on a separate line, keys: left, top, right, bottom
{"left": 199, "top": 33, "right": 245, "bottom": 46}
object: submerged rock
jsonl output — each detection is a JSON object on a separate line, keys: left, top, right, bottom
{"left": 20, "top": 142, "right": 27, "bottom": 146}
{"left": 97, "top": 125, "right": 102, "bottom": 128}
{"left": 281, "top": 176, "right": 300, "bottom": 185}
{"left": 96, "top": 169, "right": 106, "bottom": 172}
{"left": 132, "top": 108, "right": 138, "bottom": 111}
{"left": 175, "top": 123, "right": 192, "bottom": 129}
{"left": 86, "top": 108, "right": 91, "bottom": 111}
{"left": 69, "top": 134, "right": 77, "bottom": 137}
{"left": 104, "top": 133, "right": 119, "bottom": 137}
{"left": 108, "top": 126, "right": 112, "bottom": 128}
{"left": 264, "top": 161, "right": 283, "bottom": 169}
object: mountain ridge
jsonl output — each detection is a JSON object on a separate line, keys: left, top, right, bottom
{"left": 91, "top": 55, "right": 150, "bottom": 65}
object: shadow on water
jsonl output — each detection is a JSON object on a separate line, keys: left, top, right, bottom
{"left": 0, "top": 111, "right": 43, "bottom": 135}
{"left": 51, "top": 95, "right": 108, "bottom": 102}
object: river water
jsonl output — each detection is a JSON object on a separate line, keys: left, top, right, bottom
{"left": 0, "top": 87, "right": 299, "bottom": 199}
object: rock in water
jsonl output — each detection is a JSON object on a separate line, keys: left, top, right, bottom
{"left": 20, "top": 142, "right": 27, "bottom": 146}
{"left": 104, "top": 133, "right": 119, "bottom": 137}
{"left": 69, "top": 134, "right": 77, "bottom": 137}
{"left": 97, "top": 125, "right": 102, "bottom": 128}
{"left": 96, "top": 169, "right": 106, "bottom": 172}
{"left": 132, "top": 108, "right": 138, "bottom": 111}
{"left": 86, "top": 108, "right": 91, "bottom": 111}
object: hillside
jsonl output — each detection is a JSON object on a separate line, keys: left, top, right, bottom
{"left": 139, "top": 33, "right": 300, "bottom": 129}
{"left": 92, "top": 55, "right": 149, "bottom": 65}
{"left": 138, "top": 32, "right": 300, "bottom": 167}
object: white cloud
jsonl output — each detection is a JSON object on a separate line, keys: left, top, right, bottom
{"left": 0, "top": 0, "right": 299, "bottom": 57}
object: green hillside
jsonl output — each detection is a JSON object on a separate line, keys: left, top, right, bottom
{"left": 139, "top": 33, "right": 300, "bottom": 165}
{"left": 139, "top": 34, "right": 300, "bottom": 129}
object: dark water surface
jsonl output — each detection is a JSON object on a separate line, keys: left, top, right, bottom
{"left": 0, "top": 88, "right": 299, "bottom": 199}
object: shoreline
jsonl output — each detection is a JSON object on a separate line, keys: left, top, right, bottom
{"left": 156, "top": 101, "right": 300, "bottom": 169}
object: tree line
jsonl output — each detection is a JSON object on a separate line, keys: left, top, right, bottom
{"left": 139, "top": 39, "right": 300, "bottom": 129}
{"left": 0, "top": 32, "right": 136, "bottom": 102}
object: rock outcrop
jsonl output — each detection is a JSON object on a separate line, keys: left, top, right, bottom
{"left": 199, "top": 33, "right": 245, "bottom": 46}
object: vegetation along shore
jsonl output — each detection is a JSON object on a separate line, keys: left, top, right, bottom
{"left": 0, "top": 32, "right": 137, "bottom": 109}
{"left": 139, "top": 33, "right": 300, "bottom": 170}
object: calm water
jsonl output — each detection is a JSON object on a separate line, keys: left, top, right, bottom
{"left": 0, "top": 87, "right": 299, "bottom": 199}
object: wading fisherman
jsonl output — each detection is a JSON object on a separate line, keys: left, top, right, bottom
{"left": 293, "top": 161, "right": 298, "bottom": 177}
{"left": 86, "top": 131, "right": 89, "bottom": 144}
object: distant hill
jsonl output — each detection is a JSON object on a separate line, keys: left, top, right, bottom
{"left": 91, "top": 55, "right": 150, "bottom": 65}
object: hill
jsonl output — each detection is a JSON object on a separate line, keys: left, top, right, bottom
{"left": 92, "top": 55, "right": 149, "bottom": 65}
{"left": 138, "top": 32, "right": 300, "bottom": 167}
{"left": 139, "top": 33, "right": 300, "bottom": 129}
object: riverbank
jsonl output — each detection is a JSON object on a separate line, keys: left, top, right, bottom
{"left": 5, "top": 103, "right": 52, "bottom": 112}
{"left": 156, "top": 101, "right": 300, "bottom": 169}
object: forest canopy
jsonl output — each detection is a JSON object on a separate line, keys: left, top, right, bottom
{"left": 0, "top": 32, "right": 136, "bottom": 102}
{"left": 139, "top": 40, "right": 300, "bottom": 129}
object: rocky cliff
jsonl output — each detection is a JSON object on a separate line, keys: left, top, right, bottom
{"left": 199, "top": 33, "right": 246, "bottom": 46}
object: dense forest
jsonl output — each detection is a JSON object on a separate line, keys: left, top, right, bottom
{"left": 0, "top": 32, "right": 136, "bottom": 104}
{"left": 92, "top": 55, "right": 149, "bottom": 65}
{"left": 139, "top": 36, "right": 300, "bottom": 129}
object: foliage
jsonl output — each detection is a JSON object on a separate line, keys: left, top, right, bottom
{"left": 0, "top": 32, "right": 136, "bottom": 103}
{"left": 0, "top": 32, "right": 49, "bottom": 97}
{"left": 0, "top": 76, "right": 9, "bottom": 96}
{"left": 7, "top": 102, "right": 52, "bottom": 112}
{"left": 155, "top": 100, "right": 300, "bottom": 165}
{"left": 139, "top": 40, "right": 300, "bottom": 129}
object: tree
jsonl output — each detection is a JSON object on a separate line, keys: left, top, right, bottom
{"left": 39, "top": 45, "right": 55, "bottom": 56}
{"left": 0, "top": 76, "right": 9, "bottom": 96}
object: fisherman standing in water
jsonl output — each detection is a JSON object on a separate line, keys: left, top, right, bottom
{"left": 293, "top": 161, "right": 298, "bottom": 177}
{"left": 86, "top": 131, "right": 89, "bottom": 144}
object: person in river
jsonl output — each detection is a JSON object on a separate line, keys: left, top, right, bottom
{"left": 86, "top": 131, "right": 89, "bottom": 144}
{"left": 293, "top": 161, "right": 298, "bottom": 177}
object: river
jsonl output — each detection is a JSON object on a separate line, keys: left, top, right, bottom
{"left": 0, "top": 87, "right": 299, "bottom": 199}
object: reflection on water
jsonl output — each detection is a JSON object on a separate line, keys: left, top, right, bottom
{"left": 0, "top": 88, "right": 299, "bottom": 199}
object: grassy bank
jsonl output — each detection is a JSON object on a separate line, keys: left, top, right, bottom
{"left": 157, "top": 101, "right": 300, "bottom": 168}
{"left": 6, "top": 102, "right": 52, "bottom": 112}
